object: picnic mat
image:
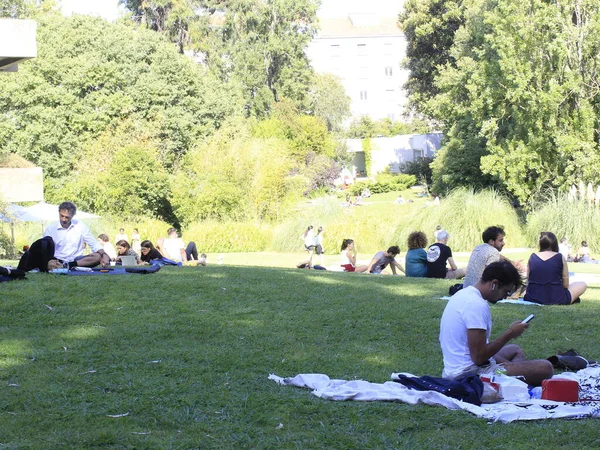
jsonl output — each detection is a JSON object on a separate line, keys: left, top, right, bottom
{"left": 269, "top": 366, "right": 600, "bottom": 423}
{"left": 50, "top": 265, "right": 161, "bottom": 275}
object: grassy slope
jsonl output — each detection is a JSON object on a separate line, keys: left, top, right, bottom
{"left": 1, "top": 266, "right": 600, "bottom": 449}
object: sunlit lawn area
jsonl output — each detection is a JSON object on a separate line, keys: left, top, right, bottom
{"left": 2, "top": 264, "right": 600, "bottom": 448}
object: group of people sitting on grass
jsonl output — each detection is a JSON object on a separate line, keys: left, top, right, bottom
{"left": 18, "top": 202, "right": 207, "bottom": 271}
{"left": 333, "top": 225, "right": 588, "bottom": 306}
{"left": 559, "top": 237, "right": 599, "bottom": 263}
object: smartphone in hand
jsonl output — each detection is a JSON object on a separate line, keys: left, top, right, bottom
{"left": 521, "top": 314, "right": 535, "bottom": 324}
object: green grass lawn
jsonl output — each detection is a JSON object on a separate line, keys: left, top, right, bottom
{"left": 2, "top": 265, "right": 600, "bottom": 448}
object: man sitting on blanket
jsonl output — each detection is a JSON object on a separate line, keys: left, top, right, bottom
{"left": 44, "top": 201, "right": 110, "bottom": 269}
{"left": 440, "top": 260, "right": 553, "bottom": 386}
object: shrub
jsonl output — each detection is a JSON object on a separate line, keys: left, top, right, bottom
{"left": 270, "top": 197, "right": 397, "bottom": 255}
{"left": 185, "top": 221, "right": 273, "bottom": 253}
{"left": 526, "top": 195, "right": 600, "bottom": 253}
{"left": 349, "top": 174, "right": 417, "bottom": 195}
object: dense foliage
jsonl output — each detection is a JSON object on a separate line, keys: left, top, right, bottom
{"left": 1, "top": 3, "right": 351, "bottom": 226}
{"left": 400, "top": 0, "right": 600, "bottom": 206}
{"left": 0, "top": 13, "right": 239, "bottom": 179}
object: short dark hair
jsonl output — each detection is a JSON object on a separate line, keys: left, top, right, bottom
{"left": 407, "top": 231, "right": 427, "bottom": 250}
{"left": 482, "top": 226, "right": 505, "bottom": 243}
{"left": 481, "top": 261, "right": 522, "bottom": 289}
{"left": 387, "top": 245, "right": 401, "bottom": 256}
{"left": 58, "top": 201, "right": 77, "bottom": 216}
{"left": 167, "top": 227, "right": 177, "bottom": 235}
{"left": 539, "top": 232, "right": 558, "bottom": 252}
{"left": 97, "top": 233, "right": 109, "bottom": 242}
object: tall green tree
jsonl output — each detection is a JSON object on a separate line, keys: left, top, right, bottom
{"left": 119, "top": 0, "right": 209, "bottom": 54}
{"left": 120, "top": 0, "right": 320, "bottom": 118}
{"left": 307, "top": 73, "right": 351, "bottom": 132}
{"left": 0, "top": 13, "right": 240, "bottom": 178}
{"left": 430, "top": 0, "right": 600, "bottom": 204}
{"left": 212, "top": 0, "right": 319, "bottom": 117}
{"left": 398, "top": 0, "right": 465, "bottom": 117}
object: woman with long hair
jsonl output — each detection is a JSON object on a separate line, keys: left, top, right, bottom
{"left": 139, "top": 240, "right": 163, "bottom": 264}
{"left": 524, "top": 232, "right": 587, "bottom": 305}
{"left": 340, "top": 239, "right": 368, "bottom": 273}
{"left": 115, "top": 239, "right": 139, "bottom": 264}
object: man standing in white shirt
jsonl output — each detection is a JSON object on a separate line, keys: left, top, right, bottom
{"left": 43, "top": 202, "right": 110, "bottom": 268}
{"left": 157, "top": 227, "right": 198, "bottom": 262}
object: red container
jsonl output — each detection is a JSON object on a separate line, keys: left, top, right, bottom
{"left": 541, "top": 379, "right": 579, "bottom": 402}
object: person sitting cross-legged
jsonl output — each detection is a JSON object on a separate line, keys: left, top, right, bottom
{"left": 524, "top": 232, "right": 587, "bottom": 305}
{"left": 440, "top": 260, "right": 553, "bottom": 386}
{"left": 43, "top": 201, "right": 110, "bottom": 268}
{"left": 405, "top": 231, "right": 428, "bottom": 278}
{"left": 426, "top": 230, "right": 465, "bottom": 280}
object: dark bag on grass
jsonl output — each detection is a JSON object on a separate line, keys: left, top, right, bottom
{"left": 449, "top": 283, "right": 464, "bottom": 296}
{"left": 17, "top": 236, "right": 56, "bottom": 272}
{"left": 394, "top": 374, "right": 483, "bottom": 406}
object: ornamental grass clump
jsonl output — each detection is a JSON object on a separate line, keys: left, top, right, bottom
{"left": 526, "top": 195, "right": 600, "bottom": 253}
{"left": 390, "top": 188, "right": 526, "bottom": 252}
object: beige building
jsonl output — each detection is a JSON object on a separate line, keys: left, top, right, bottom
{"left": 0, "top": 18, "right": 37, "bottom": 72}
{"left": 305, "top": 12, "right": 408, "bottom": 122}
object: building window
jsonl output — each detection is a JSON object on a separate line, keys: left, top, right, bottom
{"left": 385, "top": 67, "right": 393, "bottom": 76}
{"left": 330, "top": 44, "right": 341, "bottom": 57}
{"left": 357, "top": 43, "right": 367, "bottom": 56}
{"left": 387, "top": 113, "right": 395, "bottom": 121}
{"left": 413, "top": 149, "right": 424, "bottom": 159}
{"left": 360, "top": 91, "right": 368, "bottom": 100}
{"left": 358, "top": 66, "right": 369, "bottom": 80}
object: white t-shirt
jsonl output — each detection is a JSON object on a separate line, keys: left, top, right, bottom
{"left": 162, "top": 237, "right": 185, "bottom": 262}
{"left": 302, "top": 230, "right": 315, "bottom": 247}
{"left": 439, "top": 286, "right": 492, "bottom": 378}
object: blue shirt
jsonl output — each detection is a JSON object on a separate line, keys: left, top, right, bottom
{"left": 405, "top": 248, "right": 428, "bottom": 277}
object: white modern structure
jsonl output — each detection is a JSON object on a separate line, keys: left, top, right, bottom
{"left": 306, "top": 11, "right": 408, "bottom": 122}
{"left": 0, "top": 19, "right": 37, "bottom": 72}
{"left": 346, "top": 133, "right": 443, "bottom": 177}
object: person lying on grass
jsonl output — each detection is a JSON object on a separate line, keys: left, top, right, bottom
{"left": 43, "top": 201, "right": 110, "bottom": 269}
{"left": 440, "top": 260, "right": 553, "bottom": 386}
{"left": 366, "top": 245, "right": 406, "bottom": 275}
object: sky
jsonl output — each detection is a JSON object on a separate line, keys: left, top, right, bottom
{"left": 60, "top": 0, "right": 124, "bottom": 22}
{"left": 59, "top": 0, "right": 403, "bottom": 22}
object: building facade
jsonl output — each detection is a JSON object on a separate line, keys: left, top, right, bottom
{"left": 305, "top": 12, "right": 408, "bottom": 122}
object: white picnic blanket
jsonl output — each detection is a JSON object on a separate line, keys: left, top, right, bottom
{"left": 269, "top": 366, "right": 600, "bottom": 423}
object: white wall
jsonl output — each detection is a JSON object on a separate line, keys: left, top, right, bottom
{"left": 0, "top": 19, "right": 37, "bottom": 71}
{"left": 306, "top": 34, "right": 408, "bottom": 121}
